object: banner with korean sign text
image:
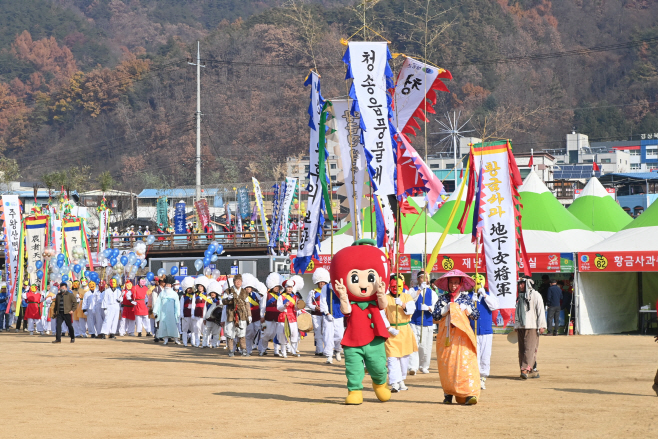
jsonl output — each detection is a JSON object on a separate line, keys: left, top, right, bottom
{"left": 578, "top": 252, "right": 658, "bottom": 272}
{"left": 343, "top": 41, "right": 397, "bottom": 197}
{"left": 1, "top": 195, "right": 21, "bottom": 310}
{"left": 465, "top": 142, "right": 529, "bottom": 309}
{"left": 25, "top": 215, "right": 48, "bottom": 286}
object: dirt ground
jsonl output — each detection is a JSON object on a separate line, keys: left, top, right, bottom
{"left": 0, "top": 331, "right": 656, "bottom": 438}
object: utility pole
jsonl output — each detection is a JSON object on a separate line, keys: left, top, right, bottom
{"left": 188, "top": 41, "right": 205, "bottom": 202}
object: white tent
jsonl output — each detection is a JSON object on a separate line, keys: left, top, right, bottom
{"left": 577, "top": 199, "right": 658, "bottom": 334}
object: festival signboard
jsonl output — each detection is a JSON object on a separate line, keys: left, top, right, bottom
{"left": 578, "top": 251, "right": 658, "bottom": 272}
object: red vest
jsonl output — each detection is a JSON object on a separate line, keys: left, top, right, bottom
{"left": 25, "top": 292, "right": 42, "bottom": 319}
{"left": 341, "top": 302, "right": 389, "bottom": 348}
{"left": 182, "top": 294, "right": 193, "bottom": 318}
{"left": 194, "top": 295, "right": 205, "bottom": 318}
{"left": 277, "top": 294, "right": 297, "bottom": 324}
{"left": 121, "top": 291, "right": 135, "bottom": 320}
{"left": 264, "top": 292, "right": 280, "bottom": 322}
{"left": 132, "top": 286, "right": 149, "bottom": 316}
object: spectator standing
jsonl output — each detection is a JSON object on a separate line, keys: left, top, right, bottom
{"left": 514, "top": 278, "right": 547, "bottom": 380}
{"left": 546, "top": 280, "right": 563, "bottom": 336}
{"left": 52, "top": 282, "right": 77, "bottom": 343}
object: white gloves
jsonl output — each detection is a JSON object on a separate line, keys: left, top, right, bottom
{"left": 477, "top": 288, "right": 486, "bottom": 296}
{"left": 388, "top": 327, "right": 399, "bottom": 336}
{"left": 131, "top": 301, "right": 137, "bottom": 306}
{"left": 395, "top": 297, "right": 403, "bottom": 307}
{"left": 227, "top": 294, "right": 234, "bottom": 300}
{"left": 248, "top": 316, "right": 252, "bottom": 324}
{"left": 325, "top": 314, "right": 334, "bottom": 322}
{"left": 421, "top": 304, "right": 431, "bottom": 311}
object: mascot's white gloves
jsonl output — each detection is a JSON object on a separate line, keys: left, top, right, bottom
{"left": 388, "top": 327, "right": 399, "bottom": 336}
{"left": 395, "top": 297, "right": 403, "bottom": 307}
{"left": 325, "top": 314, "right": 334, "bottom": 322}
{"left": 421, "top": 304, "right": 431, "bottom": 311}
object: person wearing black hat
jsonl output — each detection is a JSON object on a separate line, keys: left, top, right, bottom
{"left": 153, "top": 275, "right": 181, "bottom": 345}
{"left": 51, "top": 282, "right": 77, "bottom": 343}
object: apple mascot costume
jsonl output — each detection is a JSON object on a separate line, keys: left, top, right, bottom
{"left": 330, "top": 239, "right": 391, "bottom": 405}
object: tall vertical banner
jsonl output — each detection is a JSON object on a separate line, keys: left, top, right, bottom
{"left": 194, "top": 199, "right": 210, "bottom": 230}
{"left": 53, "top": 219, "right": 62, "bottom": 254}
{"left": 225, "top": 202, "right": 232, "bottom": 225}
{"left": 343, "top": 42, "right": 397, "bottom": 198}
{"left": 62, "top": 218, "right": 83, "bottom": 260}
{"left": 156, "top": 196, "right": 169, "bottom": 229}
{"left": 98, "top": 209, "right": 109, "bottom": 260}
{"left": 268, "top": 183, "right": 282, "bottom": 250}
{"left": 174, "top": 202, "right": 186, "bottom": 234}
{"left": 25, "top": 215, "right": 48, "bottom": 286}
{"left": 295, "top": 71, "right": 325, "bottom": 273}
{"left": 468, "top": 142, "right": 528, "bottom": 309}
{"left": 236, "top": 201, "right": 242, "bottom": 232}
{"left": 280, "top": 177, "right": 297, "bottom": 244}
{"left": 252, "top": 177, "right": 269, "bottom": 242}
{"left": 1, "top": 195, "right": 21, "bottom": 310}
{"left": 332, "top": 99, "right": 366, "bottom": 238}
{"left": 237, "top": 187, "right": 251, "bottom": 220}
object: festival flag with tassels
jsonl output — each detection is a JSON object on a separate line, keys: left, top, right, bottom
{"left": 392, "top": 56, "right": 452, "bottom": 138}
{"left": 343, "top": 42, "right": 397, "bottom": 198}
{"left": 458, "top": 141, "right": 531, "bottom": 309}
{"left": 294, "top": 71, "right": 326, "bottom": 273}
{"left": 1, "top": 195, "right": 22, "bottom": 310}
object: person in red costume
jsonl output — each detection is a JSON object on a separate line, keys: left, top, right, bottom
{"left": 119, "top": 280, "right": 136, "bottom": 336}
{"left": 132, "top": 277, "right": 150, "bottom": 336}
{"left": 276, "top": 277, "right": 302, "bottom": 358}
{"left": 330, "top": 239, "right": 391, "bottom": 405}
{"left": 24, "top": 284, "right": 44, "bottom": 335}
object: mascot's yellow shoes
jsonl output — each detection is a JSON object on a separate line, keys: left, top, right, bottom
{"left": 372, "top": 383, "right": 391, "bottom": 402}
{"left": 345, "top": 390, "right": 363, "bottom": 405}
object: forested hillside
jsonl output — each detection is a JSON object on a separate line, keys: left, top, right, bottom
{"left": 0, "top": 0, "right": 657, "bottom": 190}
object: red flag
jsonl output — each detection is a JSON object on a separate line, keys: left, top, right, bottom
{"left": 528, "top": 155, "right": 534, "bottom": 168}
{"left": 459, "top": 167, "right": 464, "bottom": 178}
{"left": 593, "top": 162, "right": 600, "bottom": 172}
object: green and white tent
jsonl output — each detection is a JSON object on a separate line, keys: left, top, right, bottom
{"left": 578, "top": 200, "right": 658, "bottom": 334}
{"left": 319, "top": 197, "right": 458, "bottom": 254}
{"left": 518, "top": 171, "right": 603, "bottom": 253}
{"left": 567, "top": 177, "right": 632, "bottom": 238}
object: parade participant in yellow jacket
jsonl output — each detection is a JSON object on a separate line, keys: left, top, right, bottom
{"left": 383, "top": 275, "right": 418, "bottom": 393}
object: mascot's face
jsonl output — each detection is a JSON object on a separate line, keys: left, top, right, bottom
{"left": 330, "top": 244, "right": 388, "bottom": 302}
{"left": 346, "top": 268, "right": 381, "bottom": 299}
{"left": 139, "top": 278, "right": 146, "bottom": 287}
{"left": 88, "top": 281, "right": 96, "bottom": 290}
{"left": 99, "top": 281, "right": 106, "bottom": 291}
{"left": 125, "top": 281, "right": 132, "bottom": 290}
{"left": 110, "top": 279, "right": 117, "bottom": 289}
{"left": 30, "top": 285, "right": 37, "bottom": 293}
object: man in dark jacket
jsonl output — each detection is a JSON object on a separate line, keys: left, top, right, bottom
{"left": 52, "top": 282, "right": 77, "bottom": 343}
{"left": 546, "top": 280, "right": 563, "bottom": 336}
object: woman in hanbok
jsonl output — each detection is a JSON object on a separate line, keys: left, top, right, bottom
{"left": 153, "top": 275, "right": 181, "bottom": 345}
{"left": 432, "top": 269, "right": 480, "bottom": 405}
